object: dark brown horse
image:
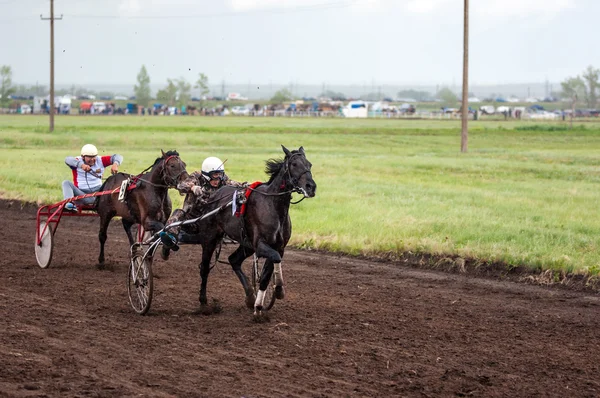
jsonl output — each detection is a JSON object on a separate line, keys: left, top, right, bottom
{"left": 184, "top": 146, "right": 316, "bottom": 319}
{"left": 95, "top": 150, "right": 188, "bottom": 265}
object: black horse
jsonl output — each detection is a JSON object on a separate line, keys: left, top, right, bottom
{"left": 188, "top": 145, "right": 316, "bottom": 319}
{"left": 95, "top": 150, "right": 188, "bottom": 265}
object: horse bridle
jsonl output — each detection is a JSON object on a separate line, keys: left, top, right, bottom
{"left": 161, "top": 155, "right": 187, "bottom": 188}
{"left": 284, "top": 152, "right": 312, "bottom": 197}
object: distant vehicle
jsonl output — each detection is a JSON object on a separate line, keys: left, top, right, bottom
{"left": 342, "top": 101, "right": 368, "bottom": 118}
{"left": 99, "top": 96, "right": 112, "bottom": 100}
{"left": 231, "top": 106, "right": 250, "bottom": 116}
{"left": 480, "top": 105, "right": 495, "bottom": 115}
{"left": 496, "top": 106, "right": 511, "bottom": 114}
{"left": 468, "top": 97, "right": 481, "bottom": 103}
{"left": 93, "top": 102, "right": 106, "bottom": 113}
{"left": 114, "top": 95, "right": 128, "bottom": 100}
{"left": 495, "top": 98, "right": 507, "bottom": 102}
{"left": 399, "top": 103, "right": 416, "bottom": 114}
{"left": 79, "top": 102, "right": 92, "bottom": 114}
{"left": 191, "top": 97, "right": 200, "bottom": 101}
{"left": 227, "top": 92, "right": 248, "bottom": 101}
{"left": 527, "top": 110, "right": 557, "bottom": 120}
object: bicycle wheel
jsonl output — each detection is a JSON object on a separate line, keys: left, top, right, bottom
{"left": 35, "top": 221, "right": 54, "bottom": 269}
{"left": 127, "top": 251, "right": 154, "bottom": 315}
{"left": 252, "top": 255, "right": 277, "bottom": 311}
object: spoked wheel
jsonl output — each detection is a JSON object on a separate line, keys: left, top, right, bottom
{"left": 35, "top": 221, "right": 54, "bottom": 269}
{"left": 127, "top": 251, "right": 154, "bottom": 315}
{"left": 252, "top": 255, "right": 277, "bottom": 311}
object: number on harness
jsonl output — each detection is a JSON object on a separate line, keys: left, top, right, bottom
{"left": 118, "top": 179, "right": 129, "bottom": 202}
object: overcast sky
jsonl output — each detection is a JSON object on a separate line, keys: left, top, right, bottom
{"left": 1, "top": 0, "right": 598, "bottom": 88}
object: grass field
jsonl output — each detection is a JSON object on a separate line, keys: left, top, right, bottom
{"left": 1, "top": 115, "right": 599, "bottom": 275}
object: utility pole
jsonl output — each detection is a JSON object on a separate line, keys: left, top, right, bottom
{"left": 461, "top": 0, "right": 469, "bottom": 153}
{"left": 41, "top": 0, "right": 62, "bottom": 132}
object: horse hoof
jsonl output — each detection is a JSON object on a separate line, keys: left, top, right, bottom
{"left": 245, "top": 293, "right": 256, "bottom": 309}
{"left": 253, "top": 308, "right": 270, "bottom": 323}
{"left": 275, "top": 285, "right": 285, "bottom": 300}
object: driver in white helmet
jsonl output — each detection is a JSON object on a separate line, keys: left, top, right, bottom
{"left": 61, "top": 144, "right": 123, "bottom": 211}
{"left": 160, "top": 156, "right": 245, "bottom": 259}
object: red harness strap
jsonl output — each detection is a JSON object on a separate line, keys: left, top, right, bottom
{"left": 236, "top": 181, "right": 262, "bottom": 217}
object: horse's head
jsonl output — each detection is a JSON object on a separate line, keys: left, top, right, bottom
{"left": 282, "top": 145, "right": 317, "bottom": 198}
{"left": 160, "top": 149, "right": 189, "bottom": 188}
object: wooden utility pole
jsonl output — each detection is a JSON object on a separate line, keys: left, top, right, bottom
{"left": 461, "top": 0, "right": 469, "bottom": 153}
{"left": 41, "top": 0, "right": 62, "bottom": 132}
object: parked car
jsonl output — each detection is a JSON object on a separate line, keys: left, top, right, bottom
{"left": 231, "top": 106, "right": 250, "bottom": 116}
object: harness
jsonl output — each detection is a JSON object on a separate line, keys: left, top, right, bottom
{"left": 235, "top": 181, "right": 262, "bottom": 217}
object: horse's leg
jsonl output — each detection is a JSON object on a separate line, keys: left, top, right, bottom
{"left": 98, "top": 212, "right": 115, "bottom": 265}
{"left": 122, "top": 219, "right": 135, "bottom": 246}
{"left": 228, "top": 245, "right": 255, "bottom": 308}
{"left": 274, "top": 248, "right": 286, "bottom": 300}
{"left": 253, "top": 241, "right": 283, "bottom": 315}
{"left": 198, "top": 240, "right": 218, "bottom": 309}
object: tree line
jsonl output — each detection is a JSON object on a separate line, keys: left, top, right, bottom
{"left": 1, "top": 64, "right": 599, "bottom": 108}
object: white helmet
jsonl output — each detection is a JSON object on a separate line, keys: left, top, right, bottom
{"left": 81, "top": 144, "right": 98, "bottom": 157}
{"left": 201, "top": 157, "right": 225, "bottom": 181}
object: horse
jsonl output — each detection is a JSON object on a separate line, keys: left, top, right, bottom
{"left": 95, "top": 150, "right": 188, "bottom": 265}
{"left": 185, "top": 145, "right": 316, "bottom": 319}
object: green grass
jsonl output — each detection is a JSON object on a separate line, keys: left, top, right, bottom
{"left": 1, "top": 115, "right": 600, "bottom": 275}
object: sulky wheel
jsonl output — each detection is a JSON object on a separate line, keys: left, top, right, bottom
{"left": 127, "top": 251, "right": 154, "bottom": 315}
{"left": 35, "top": 221, "right": 54, "bottom": 269}
{"left": 252, "top": 255, "right": 277, "bottom": 311}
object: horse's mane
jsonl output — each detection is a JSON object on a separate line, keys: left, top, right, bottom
{"left": 265, "top": 150, "right": 299, "bottom": 184}
{"left": 265, "top": 157, "right": 284, "bottom": 184}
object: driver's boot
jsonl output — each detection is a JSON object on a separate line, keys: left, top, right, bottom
{"left": 159, "top": 232, "right": 179, "bottom": 261}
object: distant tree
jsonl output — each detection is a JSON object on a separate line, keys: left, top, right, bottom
{"left": 396, "top": 89, "right": 432, "bottom": 101}
{"left": 176, "top": 78, "right": 191, "bottom": 107}
{"left": 30, "top": 83, "right": 47, "bottom": 96}
{"left": 320, "top": 90, "right": 346, "bottom": 101}
{"left": 13, "top": 84, "right": 27, "bottom": 95}
{"left": 270, "top": 88, "right": 293, "bottom": 103}
{"left": 0, "top": 65, "right": 15, "bottom": 106}
{"left": 436, "top": 87, "right": 458, "bottom": 107}
{"left": 581, "top": 65, "right": 599, "bottom": 108}
{"left": 134, "top": 65, "right": 151, "bottom": 107}
{"left": 156, "top": 79, "right": 178, "bottom": 106}
{"left": 195, "top": 73, "right": 210, "bottom": 99}
{"left": 561, "top": 76, "right": 586, "bottom": 128}
{"left": 360, "top": 92, "right": 385, "bottom": 101}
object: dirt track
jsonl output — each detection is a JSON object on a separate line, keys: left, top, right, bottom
{"left": 1, "top": 199, "right": 599, "bottom": 397}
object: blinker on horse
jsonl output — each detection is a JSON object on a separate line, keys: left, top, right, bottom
{"left": 188, "top": 145, "right": 316, "bottom": 320}
{"left": 95, "top": 150, "right": 188, "bottom": 265}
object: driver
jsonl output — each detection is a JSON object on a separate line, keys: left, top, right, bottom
{"left": 61, "top": 144, "right": 123, "bottom": 211}
{"left": 160, "top": 156, "right": 245, "bottom": 259}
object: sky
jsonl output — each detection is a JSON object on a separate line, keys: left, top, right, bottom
{"left": 1, "top": 0, "right": 599, "bottom": 92}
